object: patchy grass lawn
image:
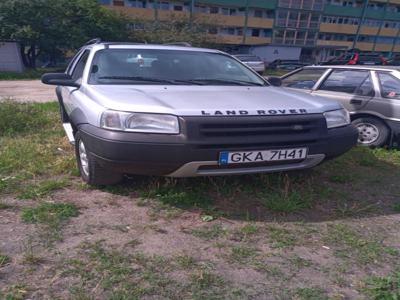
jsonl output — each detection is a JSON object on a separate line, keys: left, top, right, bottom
{"left": 0, "top": 102, "right": 399, "bottom": 299}
{"left": 0, "top": 68, "right": 64, "bottom": 81}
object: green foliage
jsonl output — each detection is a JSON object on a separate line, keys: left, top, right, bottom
{"left": 191, "top": 224, "right": 226, "bottom": 241}
{"left": 0, "top": 253, "right": 10, "bottom": 267}
{"left": 0, "top": 102, "right": 75, "bottom": 196}
{"left": 131, "top": 17, "right": 215, "bottom": 48}
{"left": 18, "top": 179, "right": 68, "bottom": 199}
{"left": 363, "top": 272, "right": 400, "bottom": 300}
{"left": 258, "top": 175, "right": 314, "bottom": 213}
{"left": 267, "top": 225, "right": 297, "bottom": 249}
{"left": 324, "top": 224, "right": 398, "bottom": 264}
{"left": 21, "top": 202, "right": 79, "bottom": 224}
{"left": 294, "top": 287, "right": 328, "bottom": 300}
{"left": 0, "top": 101, "right": 58, "bottom": 137}
{"left": 0, "top": 0, "right": 129, "bottom": 68}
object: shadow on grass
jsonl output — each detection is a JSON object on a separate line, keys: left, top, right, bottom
{"left": 100, "top": 146, "right": 400, "bottom": 223}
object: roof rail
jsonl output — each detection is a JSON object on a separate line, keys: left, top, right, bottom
{"left": 163, "top": 42, "right": 192, "bottom": 47}
{"left": 84, "top": 38, "right": 102, "bottom": 46}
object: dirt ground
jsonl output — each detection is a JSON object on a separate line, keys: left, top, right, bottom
{"left": 0, "top": 80, "right": 55, "bottom": 102}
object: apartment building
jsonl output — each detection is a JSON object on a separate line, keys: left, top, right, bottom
{"left": 100, "top": 0, "right": 400, "bottom": 62}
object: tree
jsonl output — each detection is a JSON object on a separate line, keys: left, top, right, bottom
{"left": 128, "top": 16, "right": 217, "bottom": 48}
{"left": 0, "top": 0, "right": 130, "bottom": 68}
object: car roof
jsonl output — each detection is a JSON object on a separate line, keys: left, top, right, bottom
{"left": 303, "top": 65, "right": 400, "bottom": 71}
{"left": 83, "top": 42, "right": 223, "bottom": 54}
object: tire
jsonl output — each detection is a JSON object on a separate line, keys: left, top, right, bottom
{"left": 75, "top": 132, "right": 123, "bottom": 186}
{"left": 352, "top": 117, "right": 390, "bottom": 147}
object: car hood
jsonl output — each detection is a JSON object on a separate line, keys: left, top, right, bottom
{"left": 85, "top": 85, "right": 342, "bottom": 116}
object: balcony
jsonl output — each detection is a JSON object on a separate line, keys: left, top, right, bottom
{"left": 323, "top": 5, "right": 362, "bottom": 17}
{"left": 319, "top": 23, "right": 357, "bottom": 34}
{"left": 247, "top": 17, "right": 274, "bottom": 29}
{"left": 213, "top": 35, "right": 244, "bottom": 44}
{"left": 374, "top": 44, "right": 394, "bottom": 51}
{"left": 380, "top": 28, "right": 398, "bottom": 37}
{"left": 198, "top": 0, "right": 277, "bottom": 10}
{"left": 110, "top": 6, "right": 155, "bottom": 20}
{"left": 316, "top": 40, "right": 352, "bottom": 48}
{"left": 158, "top": 9, "right": 187, "bottom": 21}
{"left": 196, "top": 13, "right": 246, "bottom": 26}
{"left": 354, "top": 42, "right": 374, "bottom": 51}
{"left": 359, "top": 26, "right": 380, "bottom": 36}
{"left": 244, "top": 36, "right": 272, "bottom": 45}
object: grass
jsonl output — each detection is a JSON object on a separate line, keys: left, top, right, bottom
{"left": 191, "top": 224, "right": 226, "bottom": 240}
{"left": 228, "top": 245, "right": 258, "bottom": 264}
{"left": 0, "top": 68, "right": 63, "bottom": 81}
{"left": 324, "top": 224, "right": 399, "bottom": 265}
{"left": 257, "top": 174, "right": 315, "bottom": 213}
{"left": 267, "top": 225, "right": 298, "bottom": 249}
{"left": 393, "top": 203, "right": 400, "bottom": 213}
{"left": 0, "top": 253, "right": 10, "bottom": 267}
{"left": 0, "top": 101, "right": 75, "bottom": 196}
{"left": 294, "top": 287, "right": 328, "bottom": 300}
{"left": 0, "top": 202, "right": 12, "bottom": 210}
{"left": 21, "top": 202, "right": 79, "bottom": 224}
{"left": 18, "top": 179, "right": 68, "bottom": 200}
{"left": 63, "top": 241, "right": 235, "bottom": 299}
{"left": 362, "top": 271, "right": 400, "bottom": 299}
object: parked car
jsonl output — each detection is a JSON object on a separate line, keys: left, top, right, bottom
{"left": 323, "top": 52, "right": 387, "bottom": 66}
{"left": 234, "top": 54, "right": 265, "bottom": 74}
{"left": 277, "top": 65, "right": 400, "bottom": 147}
{"left": 267, "top": 59, "right": 305, "bottom": 71}
{"left": 41, "top": 40, "right": 358, "bottom": 185}
{"left": 386, "top": 54, "right": 400, "bottom": 66}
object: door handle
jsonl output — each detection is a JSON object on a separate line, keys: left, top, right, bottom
{"left": 350, "top": 99, "right": 363, "bottom": 105}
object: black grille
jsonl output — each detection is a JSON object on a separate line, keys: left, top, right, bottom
{"left": 182, "top": 114, "right": 327, "bottom": 150}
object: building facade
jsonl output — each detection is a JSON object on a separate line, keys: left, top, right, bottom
{"left": 100, "top": 0, "right": 400, "bottom": 62}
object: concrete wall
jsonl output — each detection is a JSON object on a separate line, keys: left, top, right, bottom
{"left": 249, "top": 45, "right": 302, "bottom": 62}
{"left": 0, "top": 42, "right": 25, "bottom": 73}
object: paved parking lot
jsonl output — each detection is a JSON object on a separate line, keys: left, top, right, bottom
{"left": 0, "top": 80, "right": 55, "bottom": 102}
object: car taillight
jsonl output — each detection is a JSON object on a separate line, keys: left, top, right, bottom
{"left": 348, "top": 53, "right": 359, "bottom": 65}
{"left": 381, "top": 57, "right": 388, "bottom": 65}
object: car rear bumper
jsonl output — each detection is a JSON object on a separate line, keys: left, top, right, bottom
{"left": 78, "top": 123, "right": 358, "bottom": 177}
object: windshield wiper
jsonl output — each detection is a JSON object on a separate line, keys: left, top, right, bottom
{"left": 189, "top": 78, "right": 265, "bottom": 86}
{"left": 98, "top": 76, "right": 204, "bottom": 85}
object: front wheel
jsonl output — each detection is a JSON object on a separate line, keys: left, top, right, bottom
{"left": 352, "top": 117, "right": 389, "bottom": 147}
{"left": 75, "top": 132, "right": 123, "bottom": 186}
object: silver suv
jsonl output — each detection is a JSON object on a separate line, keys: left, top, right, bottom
{"left": 278, "top": 65, "right": 400, "bottom": 148}
{"left": 42, "top": 41, "right": 358, "bottom": 185}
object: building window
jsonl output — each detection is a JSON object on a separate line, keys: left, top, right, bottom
{"left": 210, "top": 7, "right": 219, "bottom": 14}
{"left": 254, "top": 10, "right": 263, "bottom": 18}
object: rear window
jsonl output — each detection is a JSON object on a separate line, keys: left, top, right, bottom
{"left": 378, "top": 72, "right": 400, "bottom": 99}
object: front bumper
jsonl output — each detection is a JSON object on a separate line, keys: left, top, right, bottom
{"left": 78, "top": 123, "right": 358, "bottom": 177}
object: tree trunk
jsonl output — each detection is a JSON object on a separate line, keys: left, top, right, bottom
{"left": 20, "top": 44, "right": 30, "bottom": 68}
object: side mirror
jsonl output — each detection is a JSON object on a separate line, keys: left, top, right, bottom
{"left": 41, "top": 73, "right": 80, "bottom": 88}
{"left": 267, "top": 76, "right": 282, "bottom": 87}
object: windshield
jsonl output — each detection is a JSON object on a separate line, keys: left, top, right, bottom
{"left": 88, "top": 49, "right": 266, "bottom": 86}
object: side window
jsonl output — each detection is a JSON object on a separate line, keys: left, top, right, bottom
{"left": 378, "top": 72, "right": 400, "bottom": 99}
{"left": 319, "top": 70, "right": 372, "bottom": 95}
{"left": 281, "top": 68, "right": 326, "bottom": 89}
{"left": 71, "top": 50, "right": 90, "bottom": 81}
{"left": 66, "top": 50, "right": 83, "bottom": 74}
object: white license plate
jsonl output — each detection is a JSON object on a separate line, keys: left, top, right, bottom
{"left": 219, "top": 148, "right": 308, "bottom": 165}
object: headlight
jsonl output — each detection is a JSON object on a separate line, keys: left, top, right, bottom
{"left": 323, "top": 109, "right": 350, "bottom": 129}
{"left": 100, "top": 110, "right": 179, "bottom": 134}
